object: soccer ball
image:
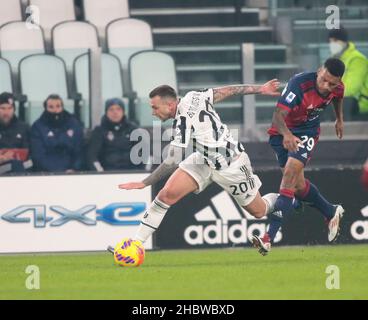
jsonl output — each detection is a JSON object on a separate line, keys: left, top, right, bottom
{"left": 113, "top": 238, "right": 145, "bottom": 267}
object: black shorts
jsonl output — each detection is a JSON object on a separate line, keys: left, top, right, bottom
{"left": 269, "top": 133, "right": 319, "bottom": 168}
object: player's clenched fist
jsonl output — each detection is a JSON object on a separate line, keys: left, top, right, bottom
{"left": 119, "top": 182, "right": 146, "bottom": 190}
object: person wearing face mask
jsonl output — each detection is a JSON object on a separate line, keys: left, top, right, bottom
{"left": 0, "top": 92, "right": 31, "bottom": 174}
{"left": 30, "top": 94, "right": 84, "bottom": 173}
{"left": 86, "top": 98, "right": 143, "bottom": 171}
{"left": 329, "top": 27, "right": 368, "bottom": 116}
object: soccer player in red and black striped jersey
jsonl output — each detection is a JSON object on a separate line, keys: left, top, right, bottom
{"left": 253, "top": 58, "right": 346, "bottom": 255}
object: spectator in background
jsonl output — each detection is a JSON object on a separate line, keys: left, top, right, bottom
{"left": 31, "top": 94, "right": 83, "bottom": 173}
{"left": 86, "top": 98, "right": 142, "bottom": 171}
{"left": 329, "top": 27, "right": 368, "bottom": 116}
{"left": 0, "top": 92, "right": 30, "bottom": 173}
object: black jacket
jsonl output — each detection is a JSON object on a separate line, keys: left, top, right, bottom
{"left": 87, "top": 116, "right": 142, "bottom": 171}
{"left": 0, "top": 116, "right": 30, "bottom": 150}
{"left": 30, "top": 111, "right": 84, "bottom": 172}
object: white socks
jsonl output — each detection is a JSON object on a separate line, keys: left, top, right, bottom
{"left": 262, "top": 193, "right": 279, "bottom": 215}
{"left": 134, "top": 196, "right": 170, "bottom": 243}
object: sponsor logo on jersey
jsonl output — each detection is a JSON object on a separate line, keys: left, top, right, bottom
{"left": 107, "top": 131, "right": 114, "bottom": 141}
{"left": 67, "top": 129, "right": 74, "bottom": 138}
{"left": 187, "top": 111, "right": 195, "bottom": 118}
{"left": 187, "top": 93, "right": 201, "bottom": 116}
{"left": 285, "top": 92, "right": 296, "bottom": 103}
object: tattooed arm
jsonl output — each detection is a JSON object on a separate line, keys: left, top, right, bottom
{"left": 118, "top": 145, "right": 184, "bottom": 190}
{"left": 272, "top": 107, "right": 302, "bottom": 153}
{"left": 213, "top": 79, "right": 280, "bottom": 103}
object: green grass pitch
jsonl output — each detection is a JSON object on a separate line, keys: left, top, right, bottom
{"left": 1, "top": 244, "right": 367, "bottom": 300}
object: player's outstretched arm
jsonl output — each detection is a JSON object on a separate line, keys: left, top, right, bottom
{"left": 333, "top": 97, "right": 344, "bottom": 139}
{"left": 119, "top": 145, "right": 184, "bottom": 190}
{"left": 213, "top": 79, "right": 280, "bottom": 103}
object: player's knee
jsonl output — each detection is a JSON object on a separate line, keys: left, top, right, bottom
{"left": 243, "top": 206, "right": 266, "bottom": 219}
{"left": 252, "top": 210, "right": 266, "bottom": 219}
{"left": 157, "top": 187, "right": 179, "bottom": 206}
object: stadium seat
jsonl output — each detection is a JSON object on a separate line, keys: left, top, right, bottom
{"left": 19, "top": 54, "right": 74, "bottom": 124}
{"left": 0, "top": 57, "right": 19, "bottom": 117}
{"left": 53, "top": 21, "right": 99, "bottom": 73}
{"left": 107, "top": 18, "right": 153, "bottom": 91}
{"left": 0, "top": 0, "right": 22, "bottom": 27}
{"left": 0, "top": 58, "right": 13, "bottom": 93}
{"left": 29, "top": 0, "right": 75, "bottom": 42}
{"left": 0, "top": 22, "right": 45, "bottom": 74}
{"left": 129, "top": 51, "right": 177, "bottom": 127}
{"left": 74, "top": 53, "right": 126, "bottom": 126}
{"left": 107, "top": 18, "right": 153, "bottom": 68}
{"left": 83, "top": 0, "right": 129, "bottom": 39}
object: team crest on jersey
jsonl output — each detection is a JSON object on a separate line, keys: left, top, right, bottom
{"left": 191, "top": 93, "right": 201, "bottom": 108}
{"left": 187, "top": 92, "right": 201, "bottom": 117}
{"left": 187, "top": 111, "right": 195, "bottom": 118}
{"left": 107, "top": 131, "right": 114, "bottom": 141}
{"left": 67, "top": 129, "right": 74, "bottom": 138}
{"left": 307, "top": 106, "right": 324, "bottom": 121}
{"left": 285, "top": 92, "right": 296, "bottom": 103}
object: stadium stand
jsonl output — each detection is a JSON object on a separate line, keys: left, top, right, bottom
{"left": 19, "top": 54, "right": 74, "bottom": 123}
{"left": 74, "top": 52, "right": 126, "bottom": 125}
{"left": 0, "top": 0, "right": 22, "bottom": 27}
{"left": 29, "top": 0, "right": 76, "bottom": 43}
{"left": 128, "top": 0, "right": 293, "bottom": 123}
{"left": 0, "top": 21, "right": 45, "bottom": 76}
{"left": 83, "top": 0, "right": 129, "bottom": 41}
{"left": 0, "top": 0, "right": 366, "bottom": 129}
{"left": 0, "top": 58, "right": 13, "bottom": 93}
{"left": 129, "top": 50, "right": 177, "bottom": 127}
{"left": 53, "top": 21, "right": 99, "bottom": 73}
{"left": 107, "top": 18, "right": 153, "bottom": 92}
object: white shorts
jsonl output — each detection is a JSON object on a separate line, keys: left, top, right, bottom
{"left": 179, "top": 151, "right": 262, "bottom": 207}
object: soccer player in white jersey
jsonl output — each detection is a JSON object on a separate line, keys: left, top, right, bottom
{"left": 119, "top": 80, "right": 281, "bottom": 245}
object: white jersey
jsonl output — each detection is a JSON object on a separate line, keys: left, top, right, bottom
{"left": 170, "top": 89, "right": 245, "bottom": 170}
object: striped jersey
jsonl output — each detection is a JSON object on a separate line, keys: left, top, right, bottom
{"left": 170, "top": 89, "right": 244, "bottom": 170}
